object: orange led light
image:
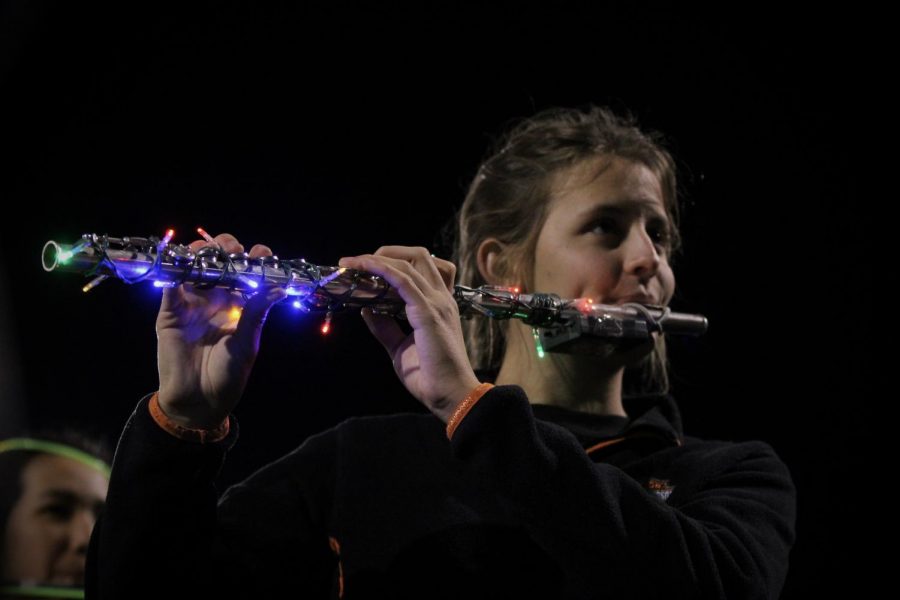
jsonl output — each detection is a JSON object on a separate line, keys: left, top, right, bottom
{"left": 82, "top": 275, "right": 108, "bottom": 293}
{"left": 197, "top": 227, "right": 215, "bottom": 243}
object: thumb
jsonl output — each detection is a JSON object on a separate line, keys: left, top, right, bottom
{"left": 360, "top": 307, "right": 406, "bottom": 357}
{"left": 159, "top": 285, "right": 185, "bottom": 313}
{"left": 233, "top": 286, "right": 287, "bottom": 348}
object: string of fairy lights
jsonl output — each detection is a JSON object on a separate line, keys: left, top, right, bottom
{"left": 42, "top": 228, "right": 706, "bottom": 355}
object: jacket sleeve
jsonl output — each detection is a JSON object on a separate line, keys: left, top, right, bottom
{"left": 448, "top": 385, "right": 797, "bottom": 600}
{"left": 86, "top": 394, "right": 336, "bottom": 599}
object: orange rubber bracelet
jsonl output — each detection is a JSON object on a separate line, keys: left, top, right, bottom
{"left": 446, "top": 383, "right": 494, "bottom": 440}
{"left": 149, "top": 392, "right": 230, "bottom": 444}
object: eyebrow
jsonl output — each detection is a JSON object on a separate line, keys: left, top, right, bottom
{"left": 41, "top": 489, "right": 105, "bottom": 510}
{"left": 41, "top": 489, "right": 79, "bottom": 502}
{"left": 576, "top": 198, "right": 669, "bottom": 222}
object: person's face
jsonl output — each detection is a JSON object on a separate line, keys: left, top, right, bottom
{"left": 1, "top": 454, "right": 107, "bottom": 586}
{"left": 531, "top": 155, "right": 675, "bottom": 309}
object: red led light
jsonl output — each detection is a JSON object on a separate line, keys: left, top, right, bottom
{"left": 321, "top": 311, "right": 333, "bottom": 334}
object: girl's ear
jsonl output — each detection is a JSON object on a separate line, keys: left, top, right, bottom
{"left": 476, "top": 238, "right": 508, "bottom": 286}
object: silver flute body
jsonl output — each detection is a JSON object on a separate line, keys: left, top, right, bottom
{"left": 43, "top": 234, "right": 707, "bottom": 353}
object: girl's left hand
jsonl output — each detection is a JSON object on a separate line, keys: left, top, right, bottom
{"left": 338, "top": 246, "right": 480, "bottom": 423}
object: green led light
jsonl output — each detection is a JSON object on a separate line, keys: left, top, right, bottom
{"left": 58, "top": 250, "right": 73, "bottom": 264}
{"left": 532, "top": 327, "right": 545, "bottom": 359}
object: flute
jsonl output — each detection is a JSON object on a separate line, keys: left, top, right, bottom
{"left": 42, "top": 232, "right": 707, "bottom": 355}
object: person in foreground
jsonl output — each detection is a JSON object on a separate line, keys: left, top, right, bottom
{"left": 87, "top": 106, "right": 796, "bottom": 599}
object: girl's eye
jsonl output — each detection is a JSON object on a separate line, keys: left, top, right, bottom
{"left": 590, "top": 218, "right": 619, "bottom": 235}
{"left": 649, "top": 226, "right": 671, "bottom": 247}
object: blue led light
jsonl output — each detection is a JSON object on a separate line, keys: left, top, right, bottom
{"left": 237, "top": 275, "right": 260, "bottom": 290}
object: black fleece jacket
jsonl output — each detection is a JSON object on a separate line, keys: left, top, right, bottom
{"left": 87, "top": 385, "right": 795, "bottom": 599}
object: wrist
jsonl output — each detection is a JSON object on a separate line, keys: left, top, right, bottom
{"left": 150, "top": 392, "right": 230, "bottom": 443}
{"left": 445, "top": 382, "right": 495, "bottom": 439}
{"left": 433, "top": 375, "right": 482, "bottom": 423}
{"left": 155, "top": 390, "right": 228, "bottom": 431}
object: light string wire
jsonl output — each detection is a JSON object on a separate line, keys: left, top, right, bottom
{"left": 46, "top": 232, "right": 705, "bottom": 342}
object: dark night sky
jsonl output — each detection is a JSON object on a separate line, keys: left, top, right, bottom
{"left": 0, "top": 2, "right": 884, "bottom": 595}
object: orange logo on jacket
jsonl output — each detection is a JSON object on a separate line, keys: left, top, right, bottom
{"left": 647, "top": 478, "right": 675, "bottom": 502}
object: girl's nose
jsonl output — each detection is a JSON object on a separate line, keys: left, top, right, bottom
{"left": 622, "top": 224, "right": 661, "bottom": 279}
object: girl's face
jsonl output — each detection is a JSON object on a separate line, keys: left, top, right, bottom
{"left": 531, "top": 155, "right": 675, "bottom": 308}
{"left": 2, "top": 454, "right": 107, "bottom": 586}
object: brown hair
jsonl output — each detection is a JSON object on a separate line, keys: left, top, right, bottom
{"left": 450, "top": 105, "right": 682, "bottom": 396}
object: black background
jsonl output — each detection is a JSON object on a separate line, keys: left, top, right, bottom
{"left": 0, "top": 2, "right": 883, "bottom": 595}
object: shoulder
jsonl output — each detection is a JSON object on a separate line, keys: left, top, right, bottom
{"left": 680, "top": 435, "right": 787, "bottom": 464}
{"left": 256, "top": 412, "right": 445, "bottom": 471}
{"left": 329, "top": 412, "right": 447, "bottom": 455}
{"left": 673, "top": 435, "right": 795, "bottom": 492}
{"left": 246, "top": 412, "right": 437, "bottom": 466}
{"left": 217, "top": 414, "right": 438, "bottom": 511}
{"left": 334, "top": 410, "right": 440, "bottom": 434}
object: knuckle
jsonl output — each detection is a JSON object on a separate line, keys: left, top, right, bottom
{"left": 435, "top": 302, "right": 458, "bottom": 321}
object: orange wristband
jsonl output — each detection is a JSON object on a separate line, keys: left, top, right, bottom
{"left": 149, "top": 392, "right": 230, "bottom": 444}
{"left": 446, "top": 383, "right": 494, "bottom": 440}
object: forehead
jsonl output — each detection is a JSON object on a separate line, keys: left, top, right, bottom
{"left": 546, "top": 155, "right": 666, "bottom": 218}
{"left": 20, "top": 454, "right": 108, "bottom": 503}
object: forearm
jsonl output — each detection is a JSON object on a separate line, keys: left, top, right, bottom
{"left": 87, "top": 394, "right": 236, "bottom": 598}
{"left": 86, "top": 393, "right": 336, "bottom": 599}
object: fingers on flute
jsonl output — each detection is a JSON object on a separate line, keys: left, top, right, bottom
{"left": 373, "top": 246, "right": 444, "bottom": 287}
{"left": 376, "top": 246, "right": 456, "bottom": 290}
{"left": 347, "top": 246, "right": 453, "bottom": 291}
{"left": 248, "top": 244, "right": 274, "bottom": 259}
{"left": 159, "top": 284, "right": 186, "bottom": 311}
{"left": 431, "top": 257, "right": 457, "bottom": 292}
{"left": 213, "top": 233, "right": 244, "bottom": 254}
{"left": 233, "top": 285, "right": 287, "bottom": 347}
{"left": 187, "top": 232, "right": 245, "bottom": 254}
{"left": 338, "top": 253, "right": 430, "bottom": 307}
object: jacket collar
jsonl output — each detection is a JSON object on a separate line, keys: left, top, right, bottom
{"left": 530, "top": 393, "right": 683, "bottom": 451}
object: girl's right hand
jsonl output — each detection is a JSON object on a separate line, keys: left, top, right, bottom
{"left": 156, "top": 232, "right": 286, "bottom": 429}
